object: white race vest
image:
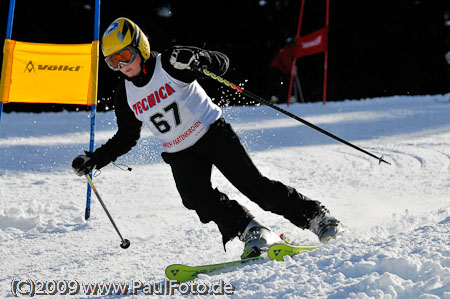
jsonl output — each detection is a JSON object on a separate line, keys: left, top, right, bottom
{"left": 125, "top": 55, "right": 222, "bottom": 152}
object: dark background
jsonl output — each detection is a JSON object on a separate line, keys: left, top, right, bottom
{"left": 1, "top": 0, "right": 449, "bottom": 112}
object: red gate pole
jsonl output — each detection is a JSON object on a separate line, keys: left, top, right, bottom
{"left": 322, "top": 0, "right": 330, "bottom": 105}
{"left": 287, "top": 0, "right": 305, "bottom": 105}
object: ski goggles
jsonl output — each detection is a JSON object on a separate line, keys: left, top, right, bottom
{"left": 105, "top": 46, "right": 138, "bottom": 71}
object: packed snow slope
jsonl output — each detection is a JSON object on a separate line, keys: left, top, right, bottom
{"left": 1, "top": 94, "right": 449, "bottom": 298}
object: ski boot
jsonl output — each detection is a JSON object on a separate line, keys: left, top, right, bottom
{"left": 308, "top": 208, "right": 343, "bottom": 243}
{"left": 239, "top": 219, "right": 282, "bottom": 259}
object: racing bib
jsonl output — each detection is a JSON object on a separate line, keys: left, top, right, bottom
{"left": 125, "top": 55, "right": 221, "bottom": 152}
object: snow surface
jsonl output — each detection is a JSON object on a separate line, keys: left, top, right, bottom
{"left": 1, "top": 94, "right": 449, "bottom": 298}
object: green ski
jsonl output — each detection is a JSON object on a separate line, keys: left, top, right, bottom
{"left": 165, "top": 255, "right": 266, "bottom": 282}
{"left": 267, "top": 243, "right": 318, "bottom": 261}
{"left": 165, "top": 243, "right": 319, "bottom": 282}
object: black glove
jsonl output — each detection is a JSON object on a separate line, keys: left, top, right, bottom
{"left": 169, "top": 48, "right": 200, "bottom": 70}
{"left": 72, "top": 152, "right": 97, "bottom": 176}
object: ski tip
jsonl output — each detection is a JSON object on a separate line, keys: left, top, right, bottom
{"left": 165, "top": 255, "right": 267, "bottom": 283}
{"left": 268, "top": 243, "right": 318, "bottom": 261}
{"left": 165, "top": 264, "right": 196, "bottom": 283}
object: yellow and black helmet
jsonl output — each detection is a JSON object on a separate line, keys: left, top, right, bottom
{"left": 102, "top": 17, "right": 150, "bottom": 61}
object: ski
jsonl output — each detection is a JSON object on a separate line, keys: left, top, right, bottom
{"left": 165, "top": 243, "right": 319, "bottom": 282}
{"left": 267, "top": 243, "right": 318, "bottom": 261}
{"left": 165, "top": 255, "right": 266, "bottom": 282}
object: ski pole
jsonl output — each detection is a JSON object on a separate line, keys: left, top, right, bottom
{"left": 194, "top": 66, "right": 390, "bottom": 165}
{"left": 85, "top": 175, "right": 131, "bottom": 249}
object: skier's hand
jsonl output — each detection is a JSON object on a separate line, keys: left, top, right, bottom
{"left": 169, "top": 48, "right": 199, "bottom": 70}
{"left": 72, "top": 152, "right": 97, "bottom": 176}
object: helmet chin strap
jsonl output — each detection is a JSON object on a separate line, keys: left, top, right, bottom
{"left": 124, "top": 55, "right": 150, "bottom": 86}
{"left": 140, "top": 57, "right": 147, "bottom": 75}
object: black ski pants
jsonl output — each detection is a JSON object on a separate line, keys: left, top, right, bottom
{"left": 161, "top": 118, "right": 322, "bottom": 246}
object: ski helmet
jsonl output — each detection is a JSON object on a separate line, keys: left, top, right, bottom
{"left": 102, "top": 17, "right": 150, "bottom": 62}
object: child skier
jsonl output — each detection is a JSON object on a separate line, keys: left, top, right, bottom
{"left": 72, "top": 17, "right": 342, "bottom": 258}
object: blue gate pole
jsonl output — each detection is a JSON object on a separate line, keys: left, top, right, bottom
{"left": 85, "top": 0, "right": 101, "bottom": 220}
{"left": 0, "top": 0, "right": 16, "bottom": 128}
